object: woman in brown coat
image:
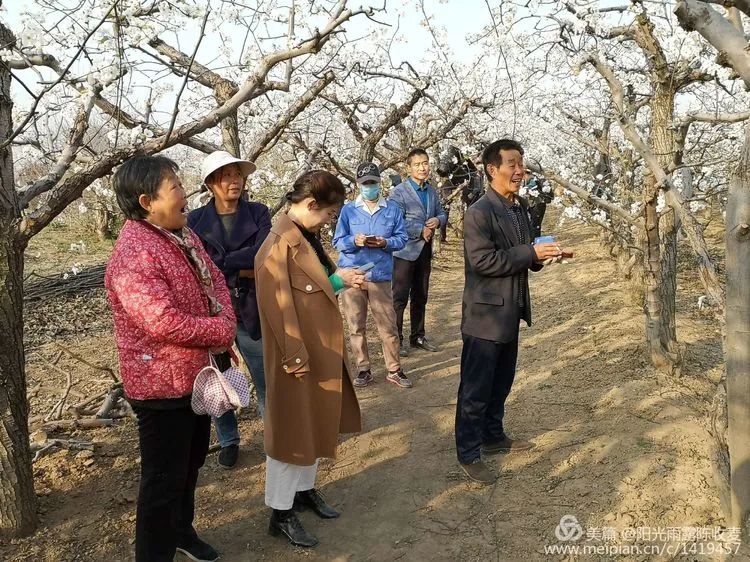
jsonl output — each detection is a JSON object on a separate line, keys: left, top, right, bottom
{"left": 255, "top": 170, "right": 364, "bottom": 548}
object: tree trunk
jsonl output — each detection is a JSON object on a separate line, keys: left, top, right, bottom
{"left": 0, "top": 225, "right": 36, "bottom": 539}
{"left": 650, "top": 88, "right": 682, "bottom": 374}
{"left": 599, "top": 229, "right": 617, "bottom": 257}
{"left": 659, "top": 209, "right": 681, "bottom": 370}
{"left": 726, "top": 123, "right": 750, "bottom": 536}
{"left": 219, "top": 107, "right": 243, "bottom": 201}
{"left": 220, "top": 111, "right": 240, "bottom": 158}
{"left": 643, "top": 177, "right": 680, "bottom": 374}
{"left": 710, "top": 374, "right": 732, "bottom": 523}
{"left": 0, "top": 21, "right": 38, "bottom": 537}
{"left": 93, "top": 206, "right": 113, "bottom": 240}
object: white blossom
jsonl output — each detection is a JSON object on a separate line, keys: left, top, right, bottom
{"left": 656, "top": 192, "right": 666, "bottom": 214}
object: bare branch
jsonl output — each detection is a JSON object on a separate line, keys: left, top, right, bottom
{"left": 162, "top": 3, "right": 212, "bottom": 149}
{"left": 0, "top": 1, "right": 119, "bottom": 150}
{"left": 322, "top": 93, "right": 368, "bottom": 142}
{"left": 603, "top": 25, "right": 636, "bottom": 39}
{"left": 6, "top": 53, "right": 61, "bottom": 72}
{"left": 147, "top": 37, "right": 238, "bottom": 97}
{"left": 698, "top": 0, "right": 750, "bottom": 18}
{"left": 88, "top": 93, "right": 221, "bottom": 153}
{"left": 675, "top": 0, "right": 750, "bottom": 89}
{"left": 677, "top": 109, "right": 750, "bottom": 127}
{"left": 19, "top": 89, "right": 98, "bottom": 207}
{"left": 402, "top": 99, "right": 476, "bottom": 161}
{"left": 12, "top": 55, "right": 220, "bottom": 167}
{"left": 542, "top": 169, "right": 642, "bottom": 226}
{"left": 360, "top": 66, "right": 436, "bottom": 103}
{"left": 632, "top": 12, "right": 672, "bottom": 86}
{"left": 18, "top": 1, "right": 376, "bottom": 240}
{"left": 360, "top": 87, "right": 425, "bottom": 161}
{"left": 377, "top": 98, "right": 476, "bottom": 170}
{"left": 245, "top": 71, "right": 336, "bottom": 162}
{"left": 323, "top": 148, "right": 356, "bottom": 182}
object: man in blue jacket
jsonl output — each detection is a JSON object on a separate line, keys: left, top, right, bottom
{"left": 333, "top": 162, "right": 411, "bottom": 388}
{"left": 389, "top": 148, "right": 447, "bottom": 357}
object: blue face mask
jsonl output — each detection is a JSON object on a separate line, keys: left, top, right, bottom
{"left": 360, "top": 185, "right": 380, "bottom": 201}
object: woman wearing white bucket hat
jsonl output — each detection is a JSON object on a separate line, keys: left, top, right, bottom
{"left": 188, "top": 150, "right": 271, "bottom": 469}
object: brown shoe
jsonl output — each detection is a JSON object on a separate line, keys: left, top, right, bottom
{"left": 482, "top": 436, "right": 534, "bottom": 455}
{"left": 459, "top": 459, "right": 497, "bottom": 485}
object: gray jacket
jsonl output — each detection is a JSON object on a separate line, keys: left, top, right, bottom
{"left": 388, "top": 179, "right": 447, "bottom": 261}
{"left": 461, "top": 188, "right": 543, "bottom": 343}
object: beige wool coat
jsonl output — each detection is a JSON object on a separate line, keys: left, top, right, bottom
{"left": 255, "top": 213, "right": 362, "bottom": 466}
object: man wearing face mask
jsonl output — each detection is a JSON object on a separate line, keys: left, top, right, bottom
{"left": 333, "top": 162, "right": 412, "bottom": 389}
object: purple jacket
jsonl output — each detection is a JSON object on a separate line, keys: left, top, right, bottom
{"left": 188, "top": 198, "right": 271, "bottom": 340}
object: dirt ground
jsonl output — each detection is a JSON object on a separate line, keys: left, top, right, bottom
{"left": 1, "top": 214, "right": 744, "bottom": 561}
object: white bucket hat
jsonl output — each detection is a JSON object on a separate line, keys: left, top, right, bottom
{"left": 201, "top": 150, "right": 257, "bottom": 186}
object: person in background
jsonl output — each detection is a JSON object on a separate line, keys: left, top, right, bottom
{"left": 255, "top": 170, "right": 364, "bottom": 548}
{"left": 188, "top": 150, "right": 271, "bottom": 470}
{"left": 522, "top": 169, "right": 554, "bottom": 239}
{"left": 333, "top": 162, "right": 411, "bottom": 388}
{"left": 389, "top": 148, "right": 447, "bottom": 357}
{"left": 106, "top": 155, "right": 236, "bottom": 562}
{"left": 435, "top": 145, "right": 484, "bottom": 241}
{"left": 455, "top": 139, "right": 566, "bottom": 485}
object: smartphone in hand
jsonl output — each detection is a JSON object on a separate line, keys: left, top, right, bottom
{"left": 357, "top": 262, "right": 376, "bottom": 273}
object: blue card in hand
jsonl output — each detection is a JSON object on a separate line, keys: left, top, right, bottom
{"left": 534, "top": 235, "right": 556, "bottom": 245}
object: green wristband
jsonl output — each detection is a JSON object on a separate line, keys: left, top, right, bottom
{"left": 329, "top": 273, "right": 345, "bottom": 294}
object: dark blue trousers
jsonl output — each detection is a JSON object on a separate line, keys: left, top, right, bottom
{"left": 455, "top": 334, "right": 519, "bottom": 464}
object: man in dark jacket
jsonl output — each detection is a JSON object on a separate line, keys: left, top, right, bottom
{"left": 455, "top": 139, "right": 566, "bottom": 484}
{"left": 188, "top": 150, "right": 271, "bottom": 469}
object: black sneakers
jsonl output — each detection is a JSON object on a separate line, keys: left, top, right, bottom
{"left": 176, "top": 537, "right": 219, "bottom": 562}
{"left": 353, "top": 370, "right": 374, "bottom": 387}
{"left": 385, "top": 369, "right": 413, "bottom": 389}
{"left": 217, "top": 444, "right": 239, "bottom": 469}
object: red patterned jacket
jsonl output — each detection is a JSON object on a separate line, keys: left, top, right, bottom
{"left": 105, "top": 220, "right": 236, "bottom": 401}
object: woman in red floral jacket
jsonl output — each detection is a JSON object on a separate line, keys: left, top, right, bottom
{"left": 105, "top": 155, "right": 236, "bottom": 562}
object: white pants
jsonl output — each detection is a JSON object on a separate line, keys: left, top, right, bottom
{"left": 265, "top": 456, "right": 319, "bottom": 510}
